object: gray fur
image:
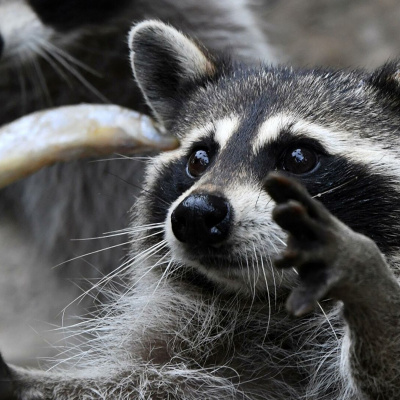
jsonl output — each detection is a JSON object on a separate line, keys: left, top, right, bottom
{"left": 3, "top": 20, "right": 400, "bottom": 400}
{"left": 0, "top": 0, "right": 275, "bottom": 362}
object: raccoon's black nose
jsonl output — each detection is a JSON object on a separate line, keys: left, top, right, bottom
{"left": 171, "top": 194, "right": 231, "bottom": 246}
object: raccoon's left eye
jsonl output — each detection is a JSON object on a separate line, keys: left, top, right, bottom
{"left": 281, "top": 146, "right": 318, "bottom": 174}
{"left": 187, "top": 149, "right": 210, "bottom": 178}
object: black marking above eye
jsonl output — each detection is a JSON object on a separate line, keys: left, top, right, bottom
{"left": 187, "top": 149, "right": 210, "bottom": 178}
{"left": 280, "top": 145, "right": 319, "bottom": 174}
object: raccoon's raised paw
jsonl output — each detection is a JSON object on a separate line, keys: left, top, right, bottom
{"left": 0, "top": 353, "right": 16, "bottom": 400}
{"left": 264, "top": 172, "right": 360, "bottom": 317}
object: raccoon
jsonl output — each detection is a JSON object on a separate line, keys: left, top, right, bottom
{"left": 0, "top": 0, "right": 274, "bottom": 270}
{"left": 0, "top": 0, "right": 275, "bottom": 363}
{"left": 2, "top": 19, "right": 400, "bottom": 400}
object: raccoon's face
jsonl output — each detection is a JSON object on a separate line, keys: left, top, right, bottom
{"left": 130, "top": 21, "right": 400, "bottom": 293}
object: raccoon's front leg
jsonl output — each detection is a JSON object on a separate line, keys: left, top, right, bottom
{"left": 265, "top": 172, "right": 400, "bottom": 399}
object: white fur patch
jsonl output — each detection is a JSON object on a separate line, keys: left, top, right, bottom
{"left": 0, "top": 0, "right": 53, "bottom": 62}
{"left": 252, "top": 113, "right": 294, "bottom": 153}
{"left": 214, "top": 116, "right": 240, "bottom": 149}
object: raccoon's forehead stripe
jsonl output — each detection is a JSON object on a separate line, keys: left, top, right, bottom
{"left": 252, "top": 113, "right": 354, "bottom": 156}
{"left": 179, "top": 116, "right": 240, "bottom": 152}
{"left": 252, "top": 113, "right": 294, "bottom": 153}
{"left": 214, "top": 116, "right": 240, "bottom": 149}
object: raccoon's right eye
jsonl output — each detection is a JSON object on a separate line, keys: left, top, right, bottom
{"left": 187, "top": 149, "right": 210, "bottom": 178}
{"left": 280, "top": 145, "right": 318, "bottom": 174}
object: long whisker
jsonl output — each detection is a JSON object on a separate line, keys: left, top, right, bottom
{"left": 131, "top": 249, "right": 171, "bottom": 288}
{"left": 52, "top": 241, "right": 132, "bottom": 269}
{"left": 104, "top": 223, "right": 164, "bottom": 235}
{"left": 251, "top": 244, "right": 258, "bottom": 305}
{"left": 89, "top": 157, "right": 151, "bottom": 164}
{"left": 41, "top": 39, "right": 103, "bottom": 77}
{"left": 60, "top": 235, "right": 167, "bottom": 313}
{"left": 263, "top": 242, "right": 278, "bottom": 305}
{"left": 70, "top": 232, "right": 130, "bottom": 241}
{"left": 71, "top": 224, "right": 163, "bottom": 241}
{"left": 312, "top": 176, "right": 359, "bottom": 199}
{"left": 28, "top": 44, "right": 52, "bottom": 106}
{"left": 150, "top": 257, "right": 175, "bottom": 296}
{"left": 16, "top": 54, "right": 27, "bottom": 113}
{"left": 38, "top": 39, "right": 109, "bottom": 103}
{"left": 316, "top": 303, "right": 339, "bottom": 344}
{"left": 258, "top": 248, "right": 271, "bottom": 339}
{"left": 25, "top": 57, "right": 44, "bottom": 107}
{"left": 107, "top": 172, "right": 171, "bottom": 207}
{"left": 33, "top": 42, "right": 74, "bottom": 88}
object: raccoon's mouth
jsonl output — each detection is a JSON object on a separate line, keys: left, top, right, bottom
{"left": 180, "top": 244, "right": 242, "bottom": 270}
{"left": 171, "top": 238, "right": 265, "bottom": 273}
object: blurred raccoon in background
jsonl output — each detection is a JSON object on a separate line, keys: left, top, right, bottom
{"left": 0, "top": 0, "right": 275, "bottom": 364}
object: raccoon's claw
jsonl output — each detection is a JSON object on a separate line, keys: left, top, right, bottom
{"left": 272, "top": 200, "right": 321, "bottom": 241}
{"left": 265, "top": 173, "right": 340, "bottom": 316}
{"left": 0, "top": 353, "right": 16, "bottom": 400}
{"left": 264, "top": 172, "right": 328, "bottom": 221}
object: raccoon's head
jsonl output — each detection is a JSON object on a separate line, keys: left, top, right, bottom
{"left": 129, "top": 21, "right": 400, "bottom": 294}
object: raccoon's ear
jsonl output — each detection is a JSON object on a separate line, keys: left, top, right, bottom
{"left": 129, "top": 20, "right": 218, "bottom": 129}
{"left": 368, "top": 60, "right": 400, "bottom": 98}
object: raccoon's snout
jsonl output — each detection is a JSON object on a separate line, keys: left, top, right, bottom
{"left": 171, "top": 194, "right": 231, "bottom": 246}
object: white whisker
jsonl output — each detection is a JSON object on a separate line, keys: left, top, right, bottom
{"left": 34, "top": 41, "right": 74, "bottom": 88}
{"left": 258, "top": 248, "right": 271, "bottom": 339}
{"left": 52, "top": 241, "right": 132, "bottom": 269}
{"left": 38, "top": 39, "right": 109, "bottom": 103}
{"left": 313, "top": 176, "right": 359, "bottom": 199}
{"left": 16, "top": 55, "right": 27, "bottom": 112}
{"left": 70, "top": 232, "right": 130, "bottom": 241}
{"left": 41, "top": 39, "right": 103, "bottom": 77}
{"left": 28, "top": 43, "right": 52, "bottom": 106}
{"left": 317, "top": 302, "right": 339, "bottom": 344}
{"left": 150, "top": 258, "right": 175, "bottom": 296}
{"left": 131, "top": 250, "right": 172, "bottom": 287}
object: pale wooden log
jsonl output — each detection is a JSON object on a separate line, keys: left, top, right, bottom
{"left": 0, "top": 104, "right": 179, "bottom": 189}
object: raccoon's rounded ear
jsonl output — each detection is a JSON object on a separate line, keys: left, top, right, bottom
{"left": 129, "top": 20, "right": 218, "bottom": 129}
{"left": 368, "top": 60, "right": 400, "bottom": 97}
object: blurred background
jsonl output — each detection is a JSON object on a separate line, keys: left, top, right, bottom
{"left": 1, "top": 0, "right": 400, "bottom": 367}
{"left": 261, "top": 0, "right": 400, "bottom": 68}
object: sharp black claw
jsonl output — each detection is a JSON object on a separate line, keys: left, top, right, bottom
{"left": 264, "top": 172, "right": 323, "bottom": 220}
